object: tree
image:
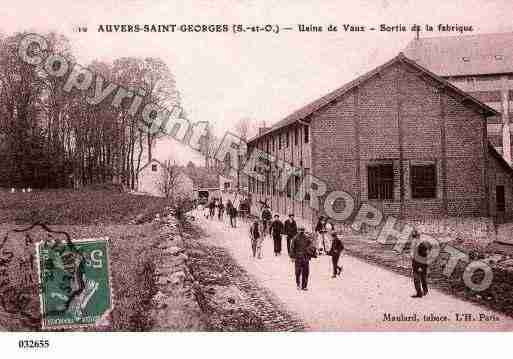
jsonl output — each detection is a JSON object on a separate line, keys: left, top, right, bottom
{"left": 158, "top": 160, "right": 178, "bottom": 199}
{"left": 233, "top": 117, "right": 255, "bottom": 191}
{"left": 157, "top": 159, "right": 194, "bottom": 222}
{"left": 0, "top": 30, "right": 184, "bottom": 190}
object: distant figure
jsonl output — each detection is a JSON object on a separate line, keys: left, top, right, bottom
{"left": 411, "top": 229, "right": 431, "bottom": 298}
{"left": 328, "top": 232, "right": 344, "bottom": 278}
{"left": 208, "top": 200, "right": 216, "bottom": 219}
{"left": 227, "top": 200, "right": 237, "bottom": 227}
{"left": 290, "top": 227, "right": 315, "bottom": 291}
{"left": 270, "top": 214, "right": 284, "bottom": 256}
{"left": 10, "top": 188, "right": 15, "bottom": 193}
{"left": 325, "top": 220, "right": 335, "bottom": 252}
{"left": 284, "top": 214, "right": 298, "bottom": 255}
{"left": 249, "top": 220, "right": 263, "bottom": 259}
{"left": 239, "top": 198, "right": 249, "bottom": 221}
{"left": 315, "top": 216, "right": 328, "bottom": 255}
{"left": 217, "top": 201, "right": 225, "bottom": 221}
{"left": 261, "top": 205, "right": 272, "bottom": 236}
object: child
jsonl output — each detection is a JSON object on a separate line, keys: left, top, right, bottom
{"left": 328, "top": 232, "right": 344, "bottom": 278}
{"left": 249, "top": 220, "right": 262, "bottom": 258}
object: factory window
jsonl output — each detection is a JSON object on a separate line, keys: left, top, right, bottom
{"left": 462, "top": 57, "right": 470, "bottom": 62}
{"left": 368, "top": 163, "right": 394, "bottom": 200}
{"left": 278, "top": 133, "right": 282, "bottom": 150}
{"left": 495, "top": 55, "right": 504, "bottom": 61}
{"left": 304, "top": 125, "right": 309, "bottom": 143}
{"left": 294, "top": 127, "right": 299, "bottom": 146}
{"left": 151, "top": 164, "right": 158, "bottom": 172}
{"left": 411, "top": 164, "right": 437, "bottom": 199}
{"left": 497, "top": 185, "right": 505, "bottom": 212}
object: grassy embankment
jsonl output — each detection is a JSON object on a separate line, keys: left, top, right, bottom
{"left": 0, "top": 189, "right": 173, "bottom": 331}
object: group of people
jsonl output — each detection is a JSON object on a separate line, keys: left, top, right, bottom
{"left": 205, "top": 197, "right": 239, "bottom": 227}
{"left": 205, "top": 200, "right": 431, "bottom": 297}
{"left": 249, "top": 206, "right": 345, "bottom": 291}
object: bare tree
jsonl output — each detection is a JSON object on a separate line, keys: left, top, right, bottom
{"left": 158, "top": 159, "right": 178, "bottom": 199}
{"left": 0, "top": 30, "right": 184, "bottom": 190}
{"left": 158, "top": 159, "right": 194, "bottom": 223}
{"left": 233, "top": 117, "right": 255, "bottom": 191}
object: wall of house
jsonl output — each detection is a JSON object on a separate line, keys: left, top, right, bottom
{"left": 311, "top": 62, "right": 489, "bottom": 222}
{"left": 488, "top": 151, "right": 513, "bottom": 222}
{"left": 448, "top": 74, "right": 513, "bottom": 164}
{"left": 138, "top": 162, "right": 164, "bottom": 197}
{"left": 248, "top": 121, "right": 312, "bottom": 223}
{"left": 138, "top": 163, "right": 194, "bottom": 198}
{"left": 248, "top": 61, "right": 508, "bottom": 240}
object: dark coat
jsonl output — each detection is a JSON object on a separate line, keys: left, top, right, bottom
{"left": 226, "top": 202, "right": 236, "bottom": 217}
{"left": 315, "top": 221, "right": 327, "bottom": 233}
{"left": 284, "top": 219, "right": 298, "bottom": 237}
{"left": 270, "top": 219, "right": 284, "bottom": 237}
{"left": 330, "top": 236, "right": 344, "bottom": 256}
{"left": 250, "top": 223, "right": 261, "bottom": 239}
{"left": 412, "top": 241, "right": 430, "bottom": 272}
{"left": 261, "top": 208, "right": 272, "bottom": 221}
{"left": 290, "top": 232, "right": 313, "bottom": 261}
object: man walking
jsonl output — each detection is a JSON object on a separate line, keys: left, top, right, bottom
{"left": 315, "top": 216, "right": 328, "bottom": 255}
{"left": 208, "top": 199, "right": 216, "bottom": 219}
{"left": 284, "top": 214, "right": 298, "bottom": 255}
{"left": 261, "top": 204, "right": 272, "bottom": 236}
{"left": 411, "top": 229, "right": 430, "bottom": 298}
{"left": 226, "top": 200, "right": 237, "bottom": 228}
{"left": 217, "top": 200, "right": 225, "bottom": 221}
{"left": 249, "top": 220, "right": 262, "bottom": 258}
{"left": 290, "top": 227, "right": 314, "bottom": 291}
{"left": 270, "top": 214, "right": 284, "bottom": 256}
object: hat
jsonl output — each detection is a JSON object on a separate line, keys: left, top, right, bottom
{"left": 298, "top": 226, "right": 305, "bottom": 232}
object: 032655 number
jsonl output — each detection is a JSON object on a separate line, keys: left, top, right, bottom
{"left": 18, "top": 339, "right": 50, "bottom": 349}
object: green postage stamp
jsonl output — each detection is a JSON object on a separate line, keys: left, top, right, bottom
{"left": 36, "top": 237, "right": 113, "bottom": 329}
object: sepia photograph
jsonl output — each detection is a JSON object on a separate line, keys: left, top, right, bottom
{"left": 1, "top": 0, "right": 513, "bottom": 357}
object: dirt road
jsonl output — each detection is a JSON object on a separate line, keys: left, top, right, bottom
{"left": 195, "top": 211, "right": 513, "bottom": 331}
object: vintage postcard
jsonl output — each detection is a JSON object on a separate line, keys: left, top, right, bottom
{"left": 1, "top": 0, "right": 513, "bottom": 355}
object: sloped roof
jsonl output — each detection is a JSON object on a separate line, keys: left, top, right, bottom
{"left": 488, "top": 143, "right": 513, "bottom": 174}
{"left": 139, "top": 160, "right": 220, "bottom": 188}
{"left": 248, "top": 53, "right": 498, "bottom": 143}
{"left": 138, "top": 158, "right": 168, "bottom": 172}
{"left": 180, "top": 166, "right": 219, "bottom": 189}
{"left": 404, "top": 33, "right": 513, "bottom": 77}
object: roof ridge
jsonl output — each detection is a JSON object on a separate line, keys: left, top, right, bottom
{"left": 249, "top": 53, "right": 497, "bottom": 143}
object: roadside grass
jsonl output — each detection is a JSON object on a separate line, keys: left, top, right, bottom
{"left": 0, "top": 189, "right": 172, "bottom": 225}
{"left": 0, "top": 224, "right": 161, "bottom": 331}
{"left": 0, "top": 189, "right": 208, "bottom": 331}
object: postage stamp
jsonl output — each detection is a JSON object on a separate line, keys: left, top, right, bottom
{"left": 36, "top": 237, "right": 112, "bottom": 330}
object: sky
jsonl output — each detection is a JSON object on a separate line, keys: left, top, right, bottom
{"left": 3, "top": 0, "right": 513, "bottom": 164}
